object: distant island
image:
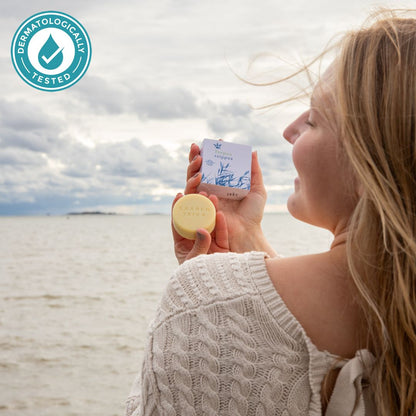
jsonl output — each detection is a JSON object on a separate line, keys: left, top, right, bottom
{"left": 66, "top": 211, "right": 117, "bottom": 215}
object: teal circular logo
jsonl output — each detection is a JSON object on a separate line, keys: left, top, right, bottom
{"left": 11, "top": 11, "right": 92, "bottom": 91}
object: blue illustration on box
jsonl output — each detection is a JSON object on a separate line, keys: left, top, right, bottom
{"left": 202, "top": 161, "right": 250, "bottom": 189}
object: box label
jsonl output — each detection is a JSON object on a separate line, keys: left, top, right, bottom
{"left": 197, "top": 139, "right": 251, "bottom": 200}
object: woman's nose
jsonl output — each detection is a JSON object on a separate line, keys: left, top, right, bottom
{"left": 283, "top": 123, "right": 298, "bottom": 144}
{"left": 283, "top": 111, "right": 308, "bottom": 144}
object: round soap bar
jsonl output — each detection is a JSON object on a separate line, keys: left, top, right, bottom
{"left": 172, "top": 194, "right": 216, "bottom": 240}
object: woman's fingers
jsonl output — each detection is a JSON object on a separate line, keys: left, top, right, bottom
{"left": 208, "top": 194, "right": 219, "bottom": 211}
{"left": 250, "top": 151, "right": 265, "bottom": 193}
{"left": 186, "top": 154, "right": 202, "bottom": 182}
{"left": 171, "top": 193, "right": 184, "bottom": 239}
{"left": 172, "top": 192, "right": 183, "bottom": 205}
{"left": 187, "top": 143, "right": 201, "bottom": 180}
{"left": 185, "top": 172, "right": 201, "bottom": 194}
{"left": 185, "top": 228, "right": 212, "bottom": 260}
{"left": 189, "top": 143, "right": 200, "bottom": 163}
{"left": 186, "top": 143, "right": 202, "bottom": 194}
{"left": 214, "top": 211, "right": 229, "bottom": 250}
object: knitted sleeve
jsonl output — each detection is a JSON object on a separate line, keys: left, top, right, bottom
{"left": 126, "top": 335, "right": 161, "bottom": 416}
{"left": 126, "top": 252, "right": 317, "bottom": 415}
{"left": 126, "top": 252, "right": 261, "bottom": 415}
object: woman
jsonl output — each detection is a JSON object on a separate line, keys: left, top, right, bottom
{"left": 127, "top": 10, "right": 416, "bottom": 415}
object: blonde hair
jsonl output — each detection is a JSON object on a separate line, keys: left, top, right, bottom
{"left": 249, "top": 8, "right": 416, "bottom": 415}
{"left": 328, "top": 9, "right": 416, "bottom": 415}
{"left": 334, "top": 10, "right": 416, "bottom": 415}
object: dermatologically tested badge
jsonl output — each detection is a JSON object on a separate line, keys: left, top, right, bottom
{"left": 11, "top": 11, "right": 91, "bottom": 91}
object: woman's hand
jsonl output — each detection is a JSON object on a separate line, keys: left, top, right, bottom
{"left": 172, "top": 192, "right": 230, "bottom": 264}
{"left": 185, "top": 143, "right": 277, "bottom": 257}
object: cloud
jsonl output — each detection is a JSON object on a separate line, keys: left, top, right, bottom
{"left": 71, "top": 74, "right": 201, "bottom": 120}
{"left": 0, "top": 121, "right": 190, "bottom": 214}
{"left": 0, "top": 0, "right": 101, "bottom": 19}
{"left": 0, "top": 148, "right": 47, "bottom": 167}
{"left": 0, "top": 89, "right": 297, "bottom": 215}
{"left": 71, "top": 76, "right": 128, "bottom": 114}
{"left": 58, "top": 138, "right": 185, "bottom": 183}
{"left": 0, "top": 129, "right": 63, "bottom": 153}
{"left": 0, "top": 99, "right": 55, "bottom": 131}
{"left": 0, "top": 99, "right": 63, "bottom": 152}
{"left": 93, "top": 139, "right": 183, "bottom": 180}
{"left": 205, "top": 99, "right": 289, "bottom": 148}
{"left": 131, "top": 86, "right": 200, "bottom": 120}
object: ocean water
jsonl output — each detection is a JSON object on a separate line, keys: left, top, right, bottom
{"left": 0, "top": 214, "right": 332, "bottom": 416}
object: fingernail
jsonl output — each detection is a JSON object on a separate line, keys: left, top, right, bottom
{"left": 193, "top": 172, "right": 200, "bottom": 178}
{"left": 192, "top": 154, "right": 198, "bottom": 162}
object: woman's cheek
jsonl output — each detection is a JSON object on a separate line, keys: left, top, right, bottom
{"left": 291, "top": 137, "right": 309, "bottom": 174}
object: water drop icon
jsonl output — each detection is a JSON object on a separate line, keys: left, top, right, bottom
{"left": 38, "top": 34, "right": 64, "bottom": 70}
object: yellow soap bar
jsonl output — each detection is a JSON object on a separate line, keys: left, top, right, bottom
{"left": 172, "top": 194, "right": 216, "bottom": 240}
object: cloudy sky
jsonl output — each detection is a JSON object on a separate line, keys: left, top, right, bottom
{"left": 0, "top": 0, "right": 413, "bottom": 215}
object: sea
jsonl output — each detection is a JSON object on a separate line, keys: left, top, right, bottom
{"left": 0, "top": 214, "right": 332, "bottom": 416}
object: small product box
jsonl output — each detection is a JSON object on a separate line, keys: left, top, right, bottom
{"left": 197, "top": 139, "right": 252, "bottom": 200}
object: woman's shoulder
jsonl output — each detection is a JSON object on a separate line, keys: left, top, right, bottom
{"left": 171, "top": 251, "right": 266, "bottom": 302}
{"left": 150, "top": 252, "right": 269, "bottom": 329}
{"left": 265, "top": 251, "right": 367, "bottom": 358}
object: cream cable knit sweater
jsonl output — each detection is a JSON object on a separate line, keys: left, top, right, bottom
{"left": 126, "top": 251, "right": 375, "bottom": 416}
